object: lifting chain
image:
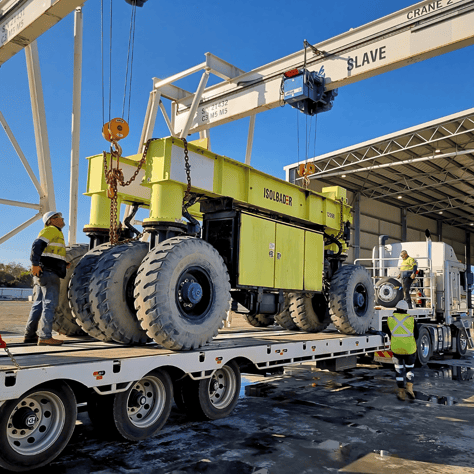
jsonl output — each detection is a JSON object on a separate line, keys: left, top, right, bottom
{"left": 335, "top": 198, "right": 345, "bottom": 240}
{"left": 0, "top": 334, "right": 20, "bottom": 370}
{"left": 182, "top": 137, "right": 192, "bottom": 210}
{"left": 103, "top": 138, "right": 154, "bottom": 245}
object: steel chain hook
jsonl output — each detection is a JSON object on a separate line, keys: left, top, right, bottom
{"left": 103, "top": 138, "right": 153, "bottom": 245}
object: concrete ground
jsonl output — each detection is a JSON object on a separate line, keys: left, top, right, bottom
{"left": 1, "top": 301, "right": 474, "bottom": 474}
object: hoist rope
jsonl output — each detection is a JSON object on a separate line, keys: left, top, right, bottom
{"left": 101, "top": 0, "right": 104, "bottom": 126}
{"left": 108, "top": 0, "right": 113, "bottom": 122}
{"left": 122, "top": 1, "right": 137, "bottom": 122}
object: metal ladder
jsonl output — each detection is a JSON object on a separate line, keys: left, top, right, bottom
{"left": 460, "top": 319, "right": 474, "bottom": 349}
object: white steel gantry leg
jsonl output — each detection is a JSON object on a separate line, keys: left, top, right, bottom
{"left": 199, "top": 129, "right": 211, "bottom": 151}
{"left": 245, "top": 114, "right": 256, "bottom": 165}
{"left": 68, "top": 7, "right": 83, "bottom": 246}
{"left": 138, "top": 90, "right": 161, "bottom": 153}
{"left": 25, "top": 41, "right": 56, "bottom": 212}
{"left": 179, "top": 70, "right": 210, "bottom": 139}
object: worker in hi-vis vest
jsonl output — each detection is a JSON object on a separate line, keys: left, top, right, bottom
{"left": 398, "top": 250, "right": 417, "bottom": 309}
{"left": 23, "top": 211, "right": 70, "bottom": 346}
{"left": 387, "top": 300, "right": 419, "bottom": 401}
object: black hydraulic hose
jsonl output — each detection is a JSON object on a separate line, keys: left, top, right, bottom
{"left": 324, "top": 232, "right": 343, "bottom": 257}
{"left": 123, "top": 203, "right": 140, "bottom": 236}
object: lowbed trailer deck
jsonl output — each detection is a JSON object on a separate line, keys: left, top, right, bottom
{"left": 0, "top": 328, "right": 387, "bottom": 401}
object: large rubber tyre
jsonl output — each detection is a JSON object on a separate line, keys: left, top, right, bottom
{"left": 416, "top": 326, "right": 432, "bottom": 366}
{"left": 274, "top": 295, "right": 299, "bottom": 330}
{"left": 134, "top": 236, "right": 231, "bottom": 350}
{"left": 374, "top": 277, "right": 403, "bottom": 308}
{"left": 68, "top": 243, "right": 113, "bottom": 342}
{"left": 112, "top": 369, "right": 173, "bottom": 441}
{"left": 454, "top": 328, "right": 468, "bottom": 359}
{"left": 244, "top": 314, "right": 274, "bottom": 327}
{"left": 329, "top": 265, "right": 374, "bottom": 335}
{"left": 0, "top": 382, "right": 77, "bottom": 472}
{"left": 53, "top": 244, "right": 89, "bottom": 336}
{"left": 88, "top": 242, "right": 150, "bottom": 345}
{"left": 289, "top": 293, "right": 330, "bottom": 333}
{"left": 179, "top": 360, "right": 241, "bottom": 421}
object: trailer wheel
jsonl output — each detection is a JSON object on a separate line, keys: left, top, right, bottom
{"left": 68, "top": 243, "right": 113, "bottom": 341}
{"left": 112, "top": 370, "right": 172, "bottom": 441}
{"left": 179, "top": 360, "right": 241, "bottom": 420}
{"left": 416, "top": 327, "right": 432, "bottom": 366}
{"left": 374, "top": 277, "right": 403, "bottom": 308}
{"left": 244, "top": 314, "right": 274, "bottom": 327}
{"left": 329, "top": 265, "right": 374, "bottom": 335}
{"left": 454, "top": 328, "right": 468, "bottom": 359}
{"left": 52, "top": 244, "right": 89, "bottom": 336}
{"left": 289, "top": 294, "right": 329, "bottom": 332}
{"left": 0, "top": 382, "right": 76, "bottom": 472}
{"left": 134, "top": 236, "right": 231, "bottom": 350}
{"left": 89, "top": 242, "right": 150, "bottom": 345}
{"left": 274, "top": 295, "right": 299, "bottom": 330}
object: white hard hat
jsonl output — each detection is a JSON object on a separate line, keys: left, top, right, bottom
{"left": 395, "top": 300, "right": 409, "bottom": 311}
{"left": 43, "top": 211, "right": 62, "bottom": 225}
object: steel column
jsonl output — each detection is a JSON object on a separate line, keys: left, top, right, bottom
{"left": 179, "top": 71, "right": 210, "bottom": 139}
{"left": 466, "top": 231, "right": 472, "bottom": 310}
{"left": 245, "top": 114, "right": 256, "bottom": 165}
{"left": 401, "top": 208, "right": 407, "bottom": 241}
{"left": 353, "top": 192, "right": 360, "bottom": 261}
{"left": 68, "top": 7, "right": 83, "bottom": 245}
{"left": 25, "top": 41, "right": 55, "bottom": 212}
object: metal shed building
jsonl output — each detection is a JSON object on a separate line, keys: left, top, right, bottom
{"left": 284, "top": 108, "right": 474, "bottom": 267}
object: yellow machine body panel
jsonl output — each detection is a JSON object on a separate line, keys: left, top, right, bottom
{"left": 304, "top": 231, "right": 324, "bottom": 291}
{"left": 237, "top": 213, "right": 316, "bottom": 291}
{"left": 238, "top": 213, "right": 275, "bottom": 288}
{"left": 274, "top": 223, "right": 304, "bottom": 290}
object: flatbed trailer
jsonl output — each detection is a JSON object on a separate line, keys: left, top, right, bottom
{"left": 0, "top": 327, "right": 387, "bottom": 472}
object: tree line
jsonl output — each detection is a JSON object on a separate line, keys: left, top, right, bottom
{"left": 0, "top": 262, "right": 33, "bottom": 288}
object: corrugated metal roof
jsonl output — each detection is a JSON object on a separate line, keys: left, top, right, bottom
{"left": 284, "top": 108, "right": 474, "bottom": 229}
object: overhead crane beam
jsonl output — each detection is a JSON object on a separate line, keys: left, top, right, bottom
{"left": 150, "top": 0, "right": 474, "bottom": 140}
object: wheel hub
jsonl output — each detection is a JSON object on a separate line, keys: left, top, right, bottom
{"left": 354, "top": 292, "right": 365, "bottom": 307}
{"left": 176, "top": 268, "right": 213, "bottom": 321}
{"left": 12, "top": 407, "right": 38, "bottom": 430}
{"left": 129, "top": 389, "right": 147, "bottom": 408}
{"left": 181, "top": 281, "right": 203, "bottom": 304}
{"left": 210, "top": 379, "right": 220, "bottom": 392}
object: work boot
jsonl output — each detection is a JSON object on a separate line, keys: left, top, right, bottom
{"left": 406, "top": 382, "right": 415, "bottom": 399}
{"left": 396, "top": 388, "right": 406, "bottom": 401}
{"left": 23, "top": 336, "right": 38, "bottom": 344}
{"left": 38, "top": 338, "right": 63, "bottom": 346}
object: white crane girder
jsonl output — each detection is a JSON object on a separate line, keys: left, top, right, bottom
{"left": 0, "top": 0, "right": 85, "bottom": 66}
{"left": 166, "top": 0, "right": 474, "bottom": 136}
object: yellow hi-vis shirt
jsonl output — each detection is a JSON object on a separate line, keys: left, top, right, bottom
{"left": 37, "top": 225, "right": 66, "bottom": 261}
{"left": 400, "top": 256, "right": 417, "bottom": 272}
{"left": 388, "top": 312, "right": 417, "bottom": 355}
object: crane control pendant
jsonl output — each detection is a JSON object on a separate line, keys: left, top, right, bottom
{"left": 102, "top": 118, "right": 130, "bottom": 142}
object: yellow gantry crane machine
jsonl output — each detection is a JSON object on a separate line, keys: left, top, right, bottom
{"left": 59, "top": 0, "right": 474, "bottom": 351}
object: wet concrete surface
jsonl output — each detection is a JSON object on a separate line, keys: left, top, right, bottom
{"left": 1, "top": 302, "right": 474, "bottom": 473}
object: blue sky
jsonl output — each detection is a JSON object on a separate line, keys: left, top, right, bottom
{"left": 1, "top": 0, "right": 473, "bottom": 266}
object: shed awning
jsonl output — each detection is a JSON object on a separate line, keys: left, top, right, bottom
{"left": 284, "top": 108, "right": 474, "bottom": 230}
